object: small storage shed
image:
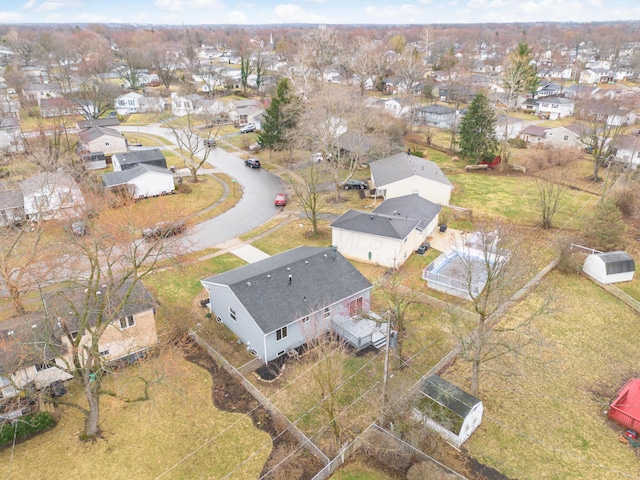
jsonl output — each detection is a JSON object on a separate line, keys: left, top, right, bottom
{"left": 414, "top": 375, "right": 483, "bottom": 447}
{"left": 608, "top": 379, "right": 640, "bottom": 431}
{"left": 583, "top": 251, "right": 635, "bottom": 284}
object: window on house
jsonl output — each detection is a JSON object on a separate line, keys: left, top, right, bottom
{"left": 324, "top": 307, "right": 331, "bottom": 319}
{"left": 563, "top": 135, "right": 569, "bottom": 141}
{"left": 99, "top": 349, "right": 110, "bottom": 356}
{"left": 35, "top": 361, "right": 56, "bottom": 372}
{"left": 104, "top": 142, "right": 110, "bottom": 147}
{"left": 349, "top": 297, "right": 364, "bottom": 317}
{"left": 229, "top": 307, "right": 236, "bottom": 321}
{"left": 119, "top": 315, "right": 135, "bottom": 329}
{"left": 302, "top": 316, "right": 310, "bottom": 323}
{"left": 276, "top": 326, "right": 288, "bottom": 341}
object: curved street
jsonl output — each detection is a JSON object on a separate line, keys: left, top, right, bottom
{"left": 117, "top": 125, "right": 286, "bottom": 252}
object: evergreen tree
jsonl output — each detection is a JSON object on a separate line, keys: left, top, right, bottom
{"left": 503, "top": 42, "right": 539, "bottom": 110}
{"left": 584, "top": 198, "right": 626, "bottom": 251}
{"left": 458, "top": 92, "right": 498, "bottom": 164}
{"left": 258, "top": 78, "right": 299, "bottom": 152}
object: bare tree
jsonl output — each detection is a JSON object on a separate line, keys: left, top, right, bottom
{"left": 537, "top": 172, "right": 567, "bottom": 230}
{"left": 301, "top": 26, "right": 341, "bottom": 83}
{"left": 445, "top": 220, "right": 548, "bottom": 396}
{"left": 575, "top": 96, "right": 628, "bottom": 181}
{"left": 162, "top": 111, "right": 212, "bottom": 183}
{"left": 40, "top": 193, "right": 186, "bottom": 440}
{"left": 290, "top": 159, "right": 326, "bottom": 236}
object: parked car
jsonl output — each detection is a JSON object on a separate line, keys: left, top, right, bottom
{"left": 244, "top": 158, "right": 261, "bottom": 168}
{"left": 240, "top": 124, "right": 256, "bottom": 134}
{"left": 341, "top": 179, "right": 368, "bottom": 190}
{"left": 415, "top": 242, "right": 430, "bottom": 255}
{"left": 203, "top": 138, "right": 216, "bottom": 148}
{"left": 142, "top": 220, "right": 186, "bottom": 240}
{"left": 275, "top": 193, "right": 289, "bottom": 207}
{"left": 68, "top": 219, "right": 88, "bottom": 236}
{"left": 312, "top": 152, "right": 332, "bottom": 162}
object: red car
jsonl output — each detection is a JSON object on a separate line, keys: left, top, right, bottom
{"left": 275, "top": 193, "right": 289, "bottom": 207}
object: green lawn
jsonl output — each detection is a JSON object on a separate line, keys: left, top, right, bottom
{"left": 447, "top": 271, "right": 640, "bottom": 479}
{"left": 0, "top": 349, "right": 270, "bottom": 479}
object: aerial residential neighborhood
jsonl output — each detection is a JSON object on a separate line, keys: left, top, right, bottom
{"left": 1, "top": 5, "right": 640, "bottom": 479}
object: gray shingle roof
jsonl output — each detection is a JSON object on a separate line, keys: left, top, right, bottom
{"left": 102, "top": 163, "right": 171, "bottom": 187}
{"left": 113, "top": 149, "right": 167, "bottom": 170}
{"left": 77, "top": 118, "right": 121, "bottom": 129}
{"left": 331, "top": 194, "right": 441, "bottom": 239}
{"left": 597, "top": 251, "right": 635, "bottom": 275}
{"left": 77, "top": 125, "right": 124, "bottom": 143}
{"left": 520, "top": 125, "right": 549, "bottom": 137}
{"left": 19, "top": 172, "right": 77, "bottom": 197}
{"left": 202, "top": 246, "right": 372, "bottom": 333}
{"left": 419, "top": 375, "right": 481, "bottom": 419}
{"left": 370, "top": 153, "right": 453, "bottom": 189}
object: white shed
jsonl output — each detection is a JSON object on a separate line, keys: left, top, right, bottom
{"left": 583, "top": 251, "right": 635, "bottom": 284}
{"left": 414, "top": 375, "right": 483, "bottom": 447}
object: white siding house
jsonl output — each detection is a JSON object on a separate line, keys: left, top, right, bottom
{"left": 370, "top": 153, "right": 454, "bottom": 206}
{"left": 102, "top": 164, "right": 175, "bottom": 199}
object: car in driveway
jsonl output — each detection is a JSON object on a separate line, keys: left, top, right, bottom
{"left": 203, "top": 138, "right": 216, "bottom": 148}
{"left": 142, "top": 220, "right": 186, "bottom": 240}
{"left": 240, "top": 124, "right": 256, "bottom": 134}
{"left": 244, "top": 158, "right": 261, "bottom": 168}
{"left": 274, "top": 192, "right": 289, "bottom": 207}
{"left": 340, "top": 179, "right": 368, "bottom": 190}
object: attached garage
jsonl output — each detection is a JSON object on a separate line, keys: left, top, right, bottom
{"left": 583, "top": 251, "right": 635, "bottom": 284}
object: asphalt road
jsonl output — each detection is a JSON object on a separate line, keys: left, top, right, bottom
{"left": 117, "top": 125, "right": 286, "bottom": 251}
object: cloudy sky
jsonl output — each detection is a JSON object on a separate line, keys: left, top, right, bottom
{"left": 2, "top": 0, "right": 640, "bottom": 25}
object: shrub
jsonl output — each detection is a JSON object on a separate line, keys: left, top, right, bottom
{"left": 508, "top": 137, "right": 527, "bottom": 149}
{"left": 583, "top": 198, "right": 626, "bottom": 251}
{"left": 413, "top": 150, "right": 424, "bottom": 158}
{"left": 0, "top": 411, "right": 55, "bottom": 447}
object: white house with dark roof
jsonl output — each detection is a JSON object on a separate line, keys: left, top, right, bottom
{"left": 201, "top": 246, "right": 387, "bottom": 363}
{"left": 112, "top": 148, "right": 167, "bottom": 172}
{"left": 413, "top": 104, "right": 457, "bottom": 129}
{"left": 612, "top": 135, "right": 640, "bottom": 167}
{"left": 102, "top": 163, "right": 175, "bottom": 199}
{"left": 369, "top": 153, "right": 453, "bottom": 206}
{"left": 330, "top": 194, "right": 441, "bottom": 268}
{"left": 537, "top": 96, "right": 575, "bottom": 120}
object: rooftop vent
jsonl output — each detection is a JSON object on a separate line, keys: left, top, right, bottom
{"left": 247, "top": 281, "right": 251, "bottom": 286}
{"left": 267, "top": 274, "right": 271, "bottom": 278}
{"left": 289, "top": 274, "right": 292, "bottom": 284}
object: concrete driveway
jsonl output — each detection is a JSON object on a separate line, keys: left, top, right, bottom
{"left": 117, "top": 125, "right": 286, "bottom": 251}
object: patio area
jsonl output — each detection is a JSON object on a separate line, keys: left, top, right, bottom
{"left": 333, "top": 312, "right": 389, "bottom": 350}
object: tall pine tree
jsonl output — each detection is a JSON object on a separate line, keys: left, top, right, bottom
{"left": 258, "top": 78, "right": 299, "bottom": 152}
{"left": 459, "top": 92, "right": 498, "bottom": 164}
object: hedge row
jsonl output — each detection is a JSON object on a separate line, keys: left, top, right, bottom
{"left": 0, "top": 411, "right": 55, "bottom": 447}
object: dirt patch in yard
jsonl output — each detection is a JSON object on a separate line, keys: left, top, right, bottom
{"left": 184, "top": 344, "right": 324, "bottom": 479}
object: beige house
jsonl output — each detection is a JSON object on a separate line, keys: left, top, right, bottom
{"left": 369, "top": 153, "right": 454, "bottom": 206}
{"left": 77, "top": 125, "right": 128, "bottom": 156}
{"left": 0, "top": 281, "right": 158, "bottom": 401}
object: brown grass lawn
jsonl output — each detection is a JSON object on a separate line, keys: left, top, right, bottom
{"left": 443, "top": 271, "right": 640, "bottom": 480}
{"left": 0, "top": 348, "right": 271, "bottom": 479}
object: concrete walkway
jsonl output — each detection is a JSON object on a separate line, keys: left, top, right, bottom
{"left": 231, "top": 244, "right": 271, "bottom": 263}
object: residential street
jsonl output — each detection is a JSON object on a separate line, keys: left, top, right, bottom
{"left": 116, "top": 125, "right": 286, "bottom": 251}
